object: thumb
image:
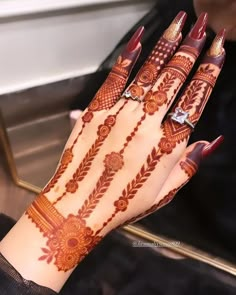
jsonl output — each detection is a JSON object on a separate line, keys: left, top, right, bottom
{"left": 152, "top": 135, "right": 224, "bottom": 211}
{"left": 124, "top": 135, "right": 223, "bottom": 224}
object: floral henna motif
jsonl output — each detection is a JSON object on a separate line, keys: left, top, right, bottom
{"left": 143, "top": 72, "right": 175, "bottom": 115}
{"left": 78, "top": 114, "right": 146, "bottom": 220}
{"left": 89, "top": 26, "right": 143, "bottom": 111}
{"left": 94, "top": 147, "right": 162, "bottom": 234}
{"left": 124, "top": 11, "right": 186, "bottom": 102}
{"left": 26, "top": 194, "right": 102, "bottom": 271}
{"left": 159, "top": 61, "right": 222, "bottom": 155}
{"left": 125, "top": 36, "right": 179, "bottom": 101}
{"left": 52, "top": 104, "right": 126, "bottom": 205}
{"left": 44, "top": 29, "right": 143, "bottom": 197}
{"left": 104, "top": 152, "right": 124, "bottom": 171}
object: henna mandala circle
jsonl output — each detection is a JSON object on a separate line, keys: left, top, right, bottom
{"left": 98, "top": 125, "right": 111, "bottom": 138}
{"left": 137, "top": 63, "right": 158, "bottom": 86}
{"left": 128, "top": 84, "right": 144, "bottom": 98}
{"left": 152, "top": 91, "right": 168, "bottom": 106}
{"left": 46, "top": 216, "right": 101, "bottom": 271}
{"left": 89, "top": 99, "right": 100, "bottom": 111}
{"left": 144, "top": 100, "right": 159, "bottom": 115}
{"left": 158, "top": 138, "right": 176, "bottom": 154}
{"left": 114, "top": 197, "right": 128, "bottom": 212}
{"left": 66, "top": 180, "right": 78, "bottom": 193}
{"left": 61, "top": 149, "right": 73, "bottom": 165}
{"left": 104, "top": 115, "right": 116, "bottom": 127}
{"left": 104, "top": 152, "right": 124, "bottom": 171}
{"left": 82, "top": 111, "right": 94, "bottom": 123}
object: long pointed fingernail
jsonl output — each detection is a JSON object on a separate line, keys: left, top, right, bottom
{"left": 208, "top": 28, "right": 226, "bottom": 57}
{"left": 126, "top": 26, "right": 145, "bottom": 52}
{"left": 189, "top": 12, "right": 208, "bottom": 40}
{"left": 202, "top": 135, "right": 224, "bottom": 158}
{"left": 163, "top": 11, "right": 187, "bottom": 41}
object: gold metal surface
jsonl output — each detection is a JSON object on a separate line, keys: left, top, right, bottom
{"left": 122, "top": 225, "right": 236, "bottom": 276}
{"left": 208, "top": 30, "right": 225, "bottom": 57}
{"left": 0, "top": 111, "right": 235, "bottom": 277}
{"left": 163, "top": 12, "right": 185, "bottom": 41}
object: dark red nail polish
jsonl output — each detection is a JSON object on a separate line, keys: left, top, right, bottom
{"left": 208, "top": 28, "right": 226, "bottom": 57}
{"left": 202, "top": 135, "right": 224, "bottom": 158}
{"left": 187, "top": 143, "right": 206, "bottom": 167}
{"left": 126, "top": 26, "right": 145, "bottom": 52}
{"left": 176, "top": 11, "right": 188, "bottom": 32}
{"left": 189, "top": 12, "right": 208, "bottom": 40}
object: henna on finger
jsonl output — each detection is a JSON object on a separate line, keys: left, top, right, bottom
{"left": 159, "top": 29, "right": 226, "bottom": 155}
{"left": 43, "top": 28, "right": 143, "bottom": 195}
{"left": 22, "top": 14, "right": 226, "bottom": 275}
{"left": 102, "top": 143, "right": 205, "bottom": 229}
{"left": 52, "top": 102, "right": 127, "bottom": 205}
{"left": 88, "top": 27, "right": 144, "bottom": 111}
{"left": 123, "top": 11, "right": 186, "bottom": 102}
{"left": 143, "top": 12, "right": 208, "bottom": 116}
{"left": 121, "top": 136, "right": 223, "bottom": 225}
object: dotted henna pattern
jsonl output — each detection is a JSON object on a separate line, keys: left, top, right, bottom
{"left": 125, "top": 36, "right": 179, "bottom": 101}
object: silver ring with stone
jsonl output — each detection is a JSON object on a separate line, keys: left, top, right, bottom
{"left": 122, "top": 90, "right": 142, "bottom": 102}
{"left": 168, "top": 107, "right": 195, "bottom": 129}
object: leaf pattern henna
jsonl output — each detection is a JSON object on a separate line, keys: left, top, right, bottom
{"left": 78, "top": 114, "right": 146, "bottom": 219}
{"left": 52, "top": 105, "right": 126, "bottom": 205}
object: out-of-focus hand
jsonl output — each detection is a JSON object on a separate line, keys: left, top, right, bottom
{"left": 194, "top": 0, "right": 236, "bottom": 40}
{"left": 26, "top": 12, "right": 225, "bottom": 272}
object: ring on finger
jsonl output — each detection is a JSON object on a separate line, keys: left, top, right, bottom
{"left": 168, "top": 107, "right": 195, "bottom": 130}
{"left": 122, "top": 90, "right": 142, "bottom": 102}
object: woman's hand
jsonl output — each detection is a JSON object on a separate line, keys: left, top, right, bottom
{"left": 194, "top": 0, "right": 236, "bottom": 40}
{"left": 0, "top": 11, "right": 226, "bottom": 291}
{"left": 26, "top": 10, "right": 225, "bottom": 270}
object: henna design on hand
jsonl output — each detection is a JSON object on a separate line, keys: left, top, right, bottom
{"left": 24, "top": 13, "right": 226, "bottom": 274}
{"left": 159, "top": 30, "right": 225, "bottom": 154}
{"left": 94, "top": 147, "right": 162, "bottom": 234}
{"left": 89, "top": 27, "right": 143, "bottom": 111}
{"left": 53, "top": 102, "right": 126, "bottom": 205}
{"left": 26, "top": 194, "right": 102, "bottom": 271}
{"left": 124, "top": 11, "right": 186, "bottom": 101}
{"left": 78, "top": 113, "right": 146, "bottom": 219}
{"left": 121, "top": 142, "right": 207, "bottom": 225}
{"left": 43, "top": 28, "right": 143, "bottom": 196}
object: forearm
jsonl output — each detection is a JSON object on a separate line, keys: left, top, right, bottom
{"left": 0, "top": 202, "right": 74, "bottom": 292}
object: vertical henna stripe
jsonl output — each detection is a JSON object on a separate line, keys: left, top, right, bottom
{"left": 52, "top": 101, "right": 127, "bottom": 205}
{"left": 77, "top": 113, "right": 147, "bottom": 219}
